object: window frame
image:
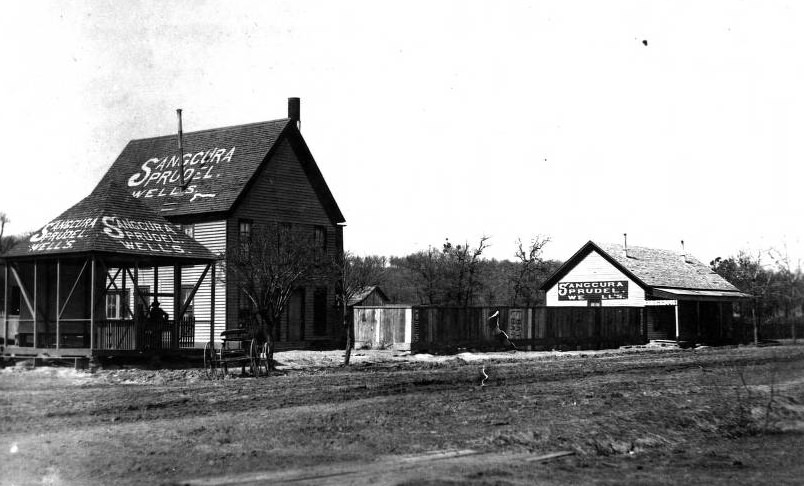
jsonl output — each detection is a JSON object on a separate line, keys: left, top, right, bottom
{"left": 9, "top": 286, "right": 21, "bottom": 316}
{"left": 180, "top": 285, "right": 195, "bottom": 319}
{"left": 105, "top": 290, "right": 130, "bottom": 320}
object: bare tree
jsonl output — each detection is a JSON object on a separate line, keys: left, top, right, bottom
{"left": 397, "top": 246, "right": 443, "bottom": 304}
{"left": 333, "top": 252, "right": 387, "bottom": 366}
{"left": 770, "top": 244, "right": 802, "bottom": 344}
{"left": 441, "top": 236, "right": 490, "bottom": 306}
{"left": 712, "top": 251, "right": 774, "bottom": 345}
{"left": 0, "top": 213, "right": 8, "bottom": 254}
{"left": 218, "top": 223, "right": 328, "bottom": 368}
{"left": 510, "top": 235, "right": 551, "bottom": 307}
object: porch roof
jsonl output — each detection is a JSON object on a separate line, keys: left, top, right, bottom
{"left": 651, "top": 287, "right": 752, "bottom": 301}
{"left": 1, "top": 180, "right": 216, "bottom": 265}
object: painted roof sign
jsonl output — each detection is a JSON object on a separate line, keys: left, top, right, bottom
{"left": 3, "top": 180, "right": 215, "bottom": 261}
{"left": 126, "top": 146, "right": 235, "bottom": 202}
{"left": 96, "top": 120, "right": 291, "bottom": 216}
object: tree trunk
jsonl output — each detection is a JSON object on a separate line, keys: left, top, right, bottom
{"left": 266, "top": 331, "right": 276, "bottom": 371}
{"left": 257, "top": 313, "right": 276, "bottom": 371}
{"left": 343, "top": 307, "right": 353, "bottom": 366}
{"left": 752, "top": 301, "right": 759, "bottom": 346}
{"left": 791, "top": 290, "right": 797, "bottom": 344}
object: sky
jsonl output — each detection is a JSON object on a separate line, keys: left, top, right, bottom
{"left": 1, "top": 1, "right": 802, "bottom": 268}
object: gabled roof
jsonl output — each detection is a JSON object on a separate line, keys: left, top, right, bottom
{"left": 348, "top": 285, "right": 390, "bottom": 306}
{"left": 95, "top": 119, "right": 345, "bottom": 223}
{"left": 2, "top": 180, "right": 216, "bottom": 262}
{"left": 540, "top": 241, "right": 742, "bottom": 293}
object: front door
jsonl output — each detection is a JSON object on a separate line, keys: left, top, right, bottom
{"left": 287, "top": 288, "right": 305, "bottom": 341}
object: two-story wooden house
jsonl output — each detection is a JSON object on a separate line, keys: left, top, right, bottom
{"left": 95, "top": 98, "right": 346, "bottom": 348}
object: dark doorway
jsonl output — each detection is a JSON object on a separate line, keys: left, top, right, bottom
{"left": 287, "top": 288, "right": 305, "bottom": 341}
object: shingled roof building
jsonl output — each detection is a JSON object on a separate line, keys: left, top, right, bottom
{"left": 540, "top": 241, "right": 750, "bottom": 344}
{"left": 1, "top": 180, "right": 217, "bottom": 356}
{"left": 2, "top": 98, "right": 346, "bottom": 355}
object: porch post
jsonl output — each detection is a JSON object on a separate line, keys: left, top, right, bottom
{"left": 56, "top": 259, "right": 61, "bottom": 350}
{"left": 173, "top": 264, "right": 181, "bottom": 349}
{"left": 3, "top": 263, "right": 8, "bottom": 347}
{"left": 210, "top": 263, "right": 215, "bottom": 343}
{"left": 133, "top": 262, "right": 140, "bottom": 349}
{"left": 153, "top": 266, "right": 159, "bottom": 302}
{"left": 90, "top": 256, "right": 96, "bottom": 351}
{"left": 33, "top": 261, "right": 38, "bottom": 349}
{"left": 674, "top": 303, "right": 680, "bottom": 342}
{"left": 121, "top": 266, "right": 128, "bottom": 317}
{"left": 696, "top": 301, "right": 701, "bottom": 341}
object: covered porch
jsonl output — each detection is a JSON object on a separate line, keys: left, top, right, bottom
{"left": 1, "top": 180, "right": 218, "bottom": 359}
{"left": 645, "top": 287, "right": 750, "bottom": 344}
{"left": 2, "top": 254, "right": 216, "bottom": 359}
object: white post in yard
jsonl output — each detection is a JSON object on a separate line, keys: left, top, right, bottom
{"left": 33, "top": 261, "right": 37, "bottom": 349}
{"left": 674, "top": 304, "right": 680, "bottom": 342}
{"left": 210, "top": 263, "right": 215, "bottom": 343}
{"left": 56, "top": 259, "right": 60, "bottom": 350}
{"left": 3, "top": 263, "right": 8, "bottom": 347}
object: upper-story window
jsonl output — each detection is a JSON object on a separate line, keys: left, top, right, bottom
{"left": 314, "top": 226, "right": 327, "bottom": 251}
{"left": 238, "top": 220, "right": 252, "bottom": 255}
{"left": 278, "top": 222, "right": 292, "bottom": 247}
{"left": 314, "top": 226, "right": 327, "bottom": 258}
{"left": 238, "top": 220, "right": 252, "bottom": 241}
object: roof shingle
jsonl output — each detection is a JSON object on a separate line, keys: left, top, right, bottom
{"left": 596, "top": 242, "right": 740, "bottom": 291}
{"left": 96, "top": 119, "right": 290, "bottom": 217}
{"left": 2, "top": 180, "right": 216, "bottom": 262}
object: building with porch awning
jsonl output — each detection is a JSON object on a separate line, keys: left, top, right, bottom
{"left": 1, "top": 180, "right": 217, "bottom": 359}
{"left": 540, "top": 241, "right": 751, "bottom": 344}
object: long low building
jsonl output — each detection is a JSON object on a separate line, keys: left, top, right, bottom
{"left": 539, "top": 241, "right": 751, "bottom": 344}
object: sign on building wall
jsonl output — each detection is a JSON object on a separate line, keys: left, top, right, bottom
{"left": 557, "top": 280, "right": 629, "bottom": 301}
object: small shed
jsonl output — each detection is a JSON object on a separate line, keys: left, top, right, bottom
{"left": 348, "top": 286, "right": 390, "bottom": 307}
{"left": 1, "top": 181, "right": 216, "bottom": 359}
{"left": 540, "top": 241, "right": 750, "bottom": 344}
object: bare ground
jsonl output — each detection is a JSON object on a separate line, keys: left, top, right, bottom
{"left": 1, "top": 345, "right": 803, "bottom": 485}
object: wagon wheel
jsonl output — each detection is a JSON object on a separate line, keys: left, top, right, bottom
{"left": 255, "top": 343, "right": 269, "bottom": 376}
{"left": 220, "top": 345, "right": 230, "bottom": 377}
{"left": 260, "top": 342, "right": 271, "bottom": 375}
{"left": 203, "top": 341, "right": 218, "bottom": 380}
{"left": 249, "top": 338, "right": 264, "bottom": 377}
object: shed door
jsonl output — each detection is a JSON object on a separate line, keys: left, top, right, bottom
{"left": 287, "top": 288, "right": 305, "bottom": 341}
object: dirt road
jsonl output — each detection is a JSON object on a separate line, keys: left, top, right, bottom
{"left": 2, "top": 346, "right": 803, "bottom": 485}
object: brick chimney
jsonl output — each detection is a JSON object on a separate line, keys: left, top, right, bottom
{"left": 681, "top": 240, "right": 693, "bottom": 264}
{"left": 288, "top": 97, "right": 300, "bottom": 130}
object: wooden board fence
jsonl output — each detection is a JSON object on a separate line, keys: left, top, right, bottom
{"left": 354, "top": 305, "right": 645, "bottom": 352}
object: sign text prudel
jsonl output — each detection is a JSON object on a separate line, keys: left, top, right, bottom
{"left": 557, "top": 280, "right": 629, "bottom": 301}
{"left": 126, "top": 147, "right": 235, "bottom": 200}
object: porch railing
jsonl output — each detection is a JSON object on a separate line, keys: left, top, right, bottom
{"left": 95, "top": 317, "right": 199, "bottom": 351}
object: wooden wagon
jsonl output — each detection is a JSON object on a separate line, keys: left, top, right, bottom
{"left": 203, "top": 328, "right": 269, "bottom": 379}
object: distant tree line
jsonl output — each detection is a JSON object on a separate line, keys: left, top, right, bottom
{"left": 711, "top": 248, "right": 803, "bottom": 342}
{"left": 377, "top": 235, "right": 562, "bottom": 307}
{"left": 0, "top": 213, "right": 29, "bottom": 256}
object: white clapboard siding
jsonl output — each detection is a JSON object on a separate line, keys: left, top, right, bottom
{"left": 545, "top": 251, "right": 646, "bottom": 307}
{"left": 118, "top": 220, "right": 227, "bottom": 347}
{"left": 184, "top": 220, "right": 226, "bottom": 346}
